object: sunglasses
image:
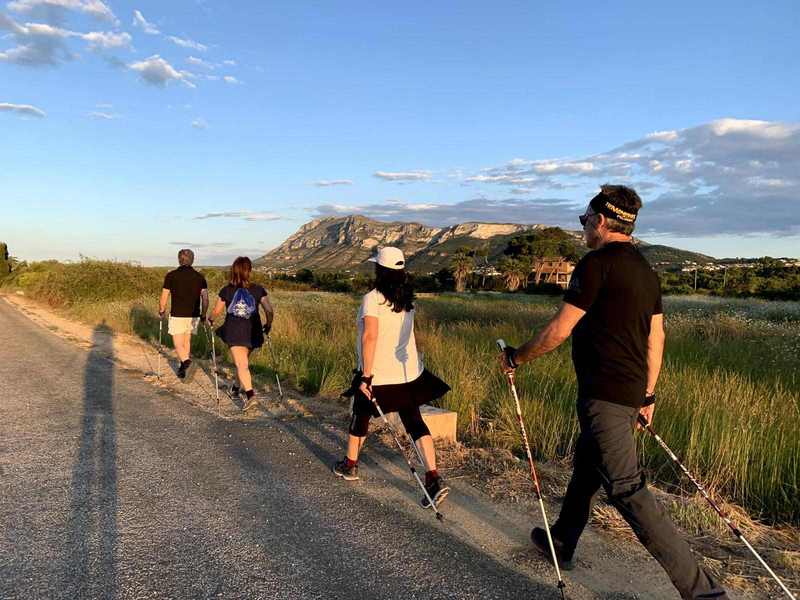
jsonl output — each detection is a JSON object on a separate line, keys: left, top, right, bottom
{"left": 579, "top": 212, "right": 596, "bottom": 227}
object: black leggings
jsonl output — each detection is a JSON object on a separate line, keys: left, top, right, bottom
{"left": 349, "top": 403, "right": 431, "bottom": 441}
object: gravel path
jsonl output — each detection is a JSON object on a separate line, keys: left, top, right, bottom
{"left": 0, "top": 297, "right": 733, "bottom": 599}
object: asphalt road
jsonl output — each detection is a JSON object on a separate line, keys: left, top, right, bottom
{"left": 0, "top": 298, "right": 691, "bottom": 600}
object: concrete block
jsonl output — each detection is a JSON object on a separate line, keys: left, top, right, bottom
{"left": 382, "top": 405, "right": 458, "bottom": 443}
{"left": 348, "top": 400, "right": 458, "bottom": 443}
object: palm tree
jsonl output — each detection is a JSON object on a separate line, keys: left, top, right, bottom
{"left": 450, "top": 249, "right": 474, "bottom": 293}
{"left": 498, "top": 257, "right": 525, "bottom": 292}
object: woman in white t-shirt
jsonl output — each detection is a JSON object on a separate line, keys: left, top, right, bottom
{"left": 333, "top": 247, "right": 451, "bottom": 508}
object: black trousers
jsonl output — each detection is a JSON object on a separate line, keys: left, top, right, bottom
{"left": 552, "top": 398, "right": 728, "bottom": 600}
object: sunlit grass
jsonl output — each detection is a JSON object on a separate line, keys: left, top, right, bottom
{"left": 5, "top": 264, "right": 798, "bottom": 524}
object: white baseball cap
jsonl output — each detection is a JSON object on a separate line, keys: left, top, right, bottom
{"left": 368, "top": 246, "right": 406, "bottom": 270}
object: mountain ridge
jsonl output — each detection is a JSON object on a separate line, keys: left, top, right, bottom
{"left": 255, "top": 215, "right": 716, "bottom": 273}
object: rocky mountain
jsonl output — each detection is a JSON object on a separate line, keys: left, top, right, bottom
{"left": 255, "top": 215, "right": 715, "bottom": 273}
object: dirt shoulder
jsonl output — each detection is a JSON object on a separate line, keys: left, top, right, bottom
{"left": 4, "top": 291, "right": 796, "bottom": 599}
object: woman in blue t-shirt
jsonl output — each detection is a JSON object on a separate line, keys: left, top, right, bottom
{"left": 209, "top": 256, "right": 274, "bottom": 411}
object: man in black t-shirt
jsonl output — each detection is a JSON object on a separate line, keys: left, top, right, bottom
{"left": 500, "top": 186, "right": 727, "bottom": 599}
{"left": 159, "top": 249, "right": 209, "bottom": 381}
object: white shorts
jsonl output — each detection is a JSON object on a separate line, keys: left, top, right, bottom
{"left": 168, "top": 316, "right": 200, "bottom": 336}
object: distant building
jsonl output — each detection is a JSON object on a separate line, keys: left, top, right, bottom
{"left": 533, "top": 258, "right": 575, "bottom": 288}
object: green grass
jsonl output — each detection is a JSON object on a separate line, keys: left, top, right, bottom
{"left": 4, "top": 262, "right": 799, "bottom": 524}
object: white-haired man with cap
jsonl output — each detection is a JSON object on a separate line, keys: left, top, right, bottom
{"left": 500, "top": 186, "right": 728, "bottom": 599}
{"left": 334, "top": 246, "right": 453, "bottom": 509}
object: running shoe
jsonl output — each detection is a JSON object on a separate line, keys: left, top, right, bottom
{"left": 420, "top": 476, "right": 450, "bottom": 508}
{"left": 333, "top": 458, "right": 359, "bottom": 481}
{"left": 531, "top": 527, "right": 576, "bottom": 571}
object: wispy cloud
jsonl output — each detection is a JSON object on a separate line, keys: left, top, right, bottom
{"left": 221, "top": 59, "right": 236, "bottom": 66}
{"left": 459, "top": 118, "right": 800, "bottom": 236}
{"left": 191, "top": 117, "right": 207, "bottom": 129}
{"left": 132, "top": 9, "right": 159, "bottom": 34}
{"left": 0, "top": 12, "right": 129, "bottom": 66}
{"left": 222, "top": 75, "right": 240, "bottom": 85}
{"left": 8, "top": 0, "right": 119, "bottom": 25}
{"left": 87, "top": 110, "right": 117, "bottom": 119}
{"left": 314, "top": 198, "right": 579, "bottom": 227}
{"left": 374, "top": 170, "right": 432, "bottom": 182}
{"left": 193, "top": 211, "right": 282, "bottom": 222}
{"left": 129, "top": 55, "right": 195, "bottom": 88}
{"left": 169, "top": 241, "right": 232, "bottom": 248}
{"left": 0, "top": 101, "right": 46, "bottom": 117}
{"left": 187, "top": 55, "right": 213, "bottom": 69}
{"left": 314, "top": 179, "right": 353, "bottom": 187}
{"left": 168, "top": 35, "right": 207, "bottom": 52}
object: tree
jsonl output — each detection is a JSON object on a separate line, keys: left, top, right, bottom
{"left": 450, "top": 247, "right": 474, "bottom": 293}
{"left": 0, "top": 242, "right": 10, "bottom": 277}
{"left": 498, "top": 257, "right": 526, "bottom": 292}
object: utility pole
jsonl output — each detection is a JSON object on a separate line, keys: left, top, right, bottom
{"left": 694, "top": 268, "right": 698, "bottom": 291}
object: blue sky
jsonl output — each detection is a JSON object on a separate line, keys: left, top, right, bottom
{"left": 2, "top": 0, "right": 799, "bottom": 265}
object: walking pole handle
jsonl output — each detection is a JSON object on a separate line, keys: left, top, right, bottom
{"left": 496, "top": 338, "right": 507, "bottom": 351}
{"left": 637, "top": 413, "right": 649, "bottom": 428}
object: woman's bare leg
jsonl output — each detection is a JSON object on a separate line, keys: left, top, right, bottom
{"left": 415, "top": 435, "right": 437, "bottom": 472}
{"left": 230, "top": 346, "right": 252, "bottom": 391}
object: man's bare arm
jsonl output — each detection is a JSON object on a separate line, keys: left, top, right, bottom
{"left": 200, "top": 289, "right": 209, "bottom": 319}
{"left": 646, "top": 313, "right": 665, "bottom": 394}
{"left": 159, "top": 289, "right": 170, "bottom": 316}
{"left": 513, "top": 302, "right": 586, "bottom": 365}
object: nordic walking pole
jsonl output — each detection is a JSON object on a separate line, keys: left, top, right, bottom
{"left": 265, "top": 336, "right": 283, "bottom": 400}
{"left": 207, "top": 322, "right": 220, "bottom": 414}
{"left": 157, "top": 316, "right": 163, "bottom": 379}
{"left": 368, "top": 392, "right": 444, "bottom": 521}
{"left": 497, "top": 339, "right": 567, "bottom": 599}
{"left": 638, "top": 414, "right": 797, "bottom": 599}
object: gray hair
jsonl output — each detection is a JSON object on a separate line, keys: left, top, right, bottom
{"left": 178, "top": 249, "right": 195, "bottom": 266}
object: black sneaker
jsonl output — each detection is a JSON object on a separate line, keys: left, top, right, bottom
{"left": 226, "top": 384, "right": 241, "bottom": 401}
{"left": 242, "top": 396, "right": 260, "bottom": 412}
{"left": 420, "top": 476, "right": 450, "bottom": 508}
{"left": 531, "top": 527, "right": 576, "bottom": 571}
{"left": 333, "top": 459, "right": 359, "bottom": 481}
{"left": 177, "top": 362, "right": 187, "bottom": 379}
{"left": 183, "top": 360, "right": 197, "bottom": 383}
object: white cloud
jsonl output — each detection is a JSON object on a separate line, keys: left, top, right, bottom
{"left": 193, "top": 211, "right": 282, "bottom": 222}
{"left": 169, "top": 241, "right": 232, "bottom": 248}
{"left": 87, "top": 110, "right": 117, "bottom": 119}
{"left": 191, "top": 118, "right": 207, "bottom": 129}
{"left": 222, "top": 59, "right": 236, "bottom": 66}
{"left": 314, "top": 179, "right": 353, "bottom": 187}
{"left": 8, "top": 0, "right": 118, "bottom": 24}
{"left": 0, "top": 12, "right": 130, "bottom": 65}
{"left": 0, "top": 101, "right": 46, "bottom": 117}
{"left": 168, "top": 35, "right": 207, "bottom": 52}
{"left": 462, "top": 117, "right": 800, "bottom": 236}
{"left": 129, "top": 55, "right": 195, "bottom": 88}
{"left": 187, "top": 55, "right": 213, "bottom": 69}
{"left": 222, "top": 75, "right": 240, "bottom": 84}
{"left": 80, "top": 30, "right": 131, "bottom": 50}
{"left": 132, "top": 9, "right": 159, "bottom": 34}
{"left": 374, "top": 170, "right": 432, "bottom": 182}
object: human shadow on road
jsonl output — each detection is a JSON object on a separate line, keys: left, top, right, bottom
{"left": 64, "top": 322, "right": 119, "bottom": 598}
{"left": 214, "top": 419, "right": 560, "bottom": 600}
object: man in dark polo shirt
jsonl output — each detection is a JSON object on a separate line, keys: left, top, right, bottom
{"left": 159, "top": 249, "right": 209, "bottom": 381}
{"left": 500, "top": 185, "right": 727, "bottom": 599}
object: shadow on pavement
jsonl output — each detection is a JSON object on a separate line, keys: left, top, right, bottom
{"left": 64, "top": 321, "right": 119, "bottom": 598}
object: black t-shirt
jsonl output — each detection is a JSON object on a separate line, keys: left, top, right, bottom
{"left": 563, "top": 242, "right": 662, "bottom": 408}
{"left": 163, "top": 266, "right": 208, "bottom": 318}
{"left": 218, "top": 284, "right": 267, "bottom": 323}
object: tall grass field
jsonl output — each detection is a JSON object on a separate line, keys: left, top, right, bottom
{"left": 4, "top": 260, "right": 799, "bottom": 525}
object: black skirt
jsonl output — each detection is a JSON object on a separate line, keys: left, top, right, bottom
{"left": 352, "top": 369, "right": 451, "bottom": 418}
{"left": 216, "top": 316, "right": 264, "bottom": 349}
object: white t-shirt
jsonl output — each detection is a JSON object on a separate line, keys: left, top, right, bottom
{"left": 356, "top": 289, "right": 423, "bottom": 386}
